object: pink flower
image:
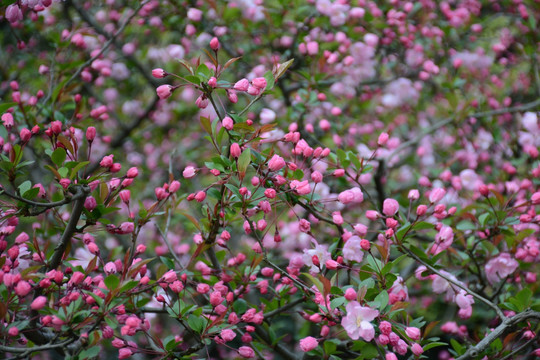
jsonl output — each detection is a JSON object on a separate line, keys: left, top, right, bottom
{"left": 210, "top": 37, "right": 220, "bottom": 51}
{"left": 408, "top": 189, "right": 419, "bottom": 201}
{"left": 31, "top": 296, "right": 47, "bottom": 310}
{"left": 405, "top": 327, "right": 421, "bottom": 340}
{"left": 411, "top": 343, "right": 424, "bottom": 356}
{"left": 118, "top": 348, "right": 133, "bottom": 359}
{"left": 238, "top": 346, "right": 255, "bottom": 358}
{"left": 195, "top": 191, "right": 206, "bottom": 202}
{"left": 169, "top": 181, "right": 181, "bottom": 193}
{"left": 485, "top": 253, "right": 519, "bottom": 284}
{"left": 222, "top": 116, "right": 234, "bottom": 130}
{"left": 183, "top": 166, "right": 196, "bottom": 178}
{"left": 429, "top": 188, "right": 446, "bottom": 203}
{"left": 290, "top": 180, "right": 311, "bottom": 195}
{"left": 343, "top": 236, "right": 364, "bottom": 263}
{"left": 156, "top": 85, "right": 173, "bottom": 99}
{"left": 303, "top": 240, "right": 330, "bottom": 273}
{"left": 344, "top": 288, "right": 357, "bottom": 301}
{"left": 234, "top": 78, "right": 250, "bottom": 92}
{"left": 341, "top": 301, "right": 379, "bottom": 341}
{"left": 430, "top": 225, "right": 454, "bottom": 255}
{"left": 251, "top": 77, "right": 267, "bottom": 90}
{"left": 20, "top": 128, "right": 32, "bottom": 142}
{"left": 5, "top": 4, "right": 23, "bottom": 23}
{"left": 152, "top": 68, "right": 166, "bottom": 78}
{"left": 268, "top": 154, "right": 286, "bottom": 171}
{"left": 382, "top": 198, "right": 399, "bottom": 216}
{"left": 2, "top": 113, "right": 14, "bottom": 130}
{"left": 100, "top": 154, "right": 114, "bottom": 168}
{"left": 299, "top": 336, "right": 319, "bottom": 352}
{"left": 15, "top": 280, "right": 32, "bottom": 297}
{"left": 230, "top": 143, "right": 241, "bottom": 158}
{"left": 221, "top": 329, "right": 236, "bottom": 342}
{"left": 378, "top": 132, "right": 389, "bottom": 146}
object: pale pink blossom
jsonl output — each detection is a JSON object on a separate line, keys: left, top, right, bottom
{"left": 341, "top": 301, "right": 379, "bottom": 341}
{"left": 342, "top": 236, "right": 364, "bottom": 263}
{"left": 485, "top": 253, "right": 519, "bottom": 284}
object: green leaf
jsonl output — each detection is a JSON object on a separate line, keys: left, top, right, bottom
{"left": 104, "top": 275, "right": 120, "bottom": 291}
{"left": 422, "top": 342, "right": 448, "bottom": 351}
{"left": 275, "top": 59, "right": 294, "bottom": 81}
{"left": 22, "top": 187, "right": 39, "bottom": 200}
{"left": 160, "top": 256, "right": 176, "bottom": 270}
{"left": 196, "top": 63, "right": 212, "bottom": 80}
{"left": 478, "top": 213, "right": 491, "bottom": 227}
{"left": 233, "top": 298, "right": 248, "bottom": 314}
{"left": 79, "top": 346, "right": 100, "bottom": 359}
{"left": 395, "top": 222, "right": 412, "bottom": 241}
{"left": 184, "top": 75, "right": 201, "bottom": 85}
{"left": 263, "top": 70, "right": 275, "bottom": 91}
{"left": 18, "top": 180, "right": 32, "bottom": 195}
{"left": 330, "top": 297, "right": 346, "bottom": 309}
{"left": 200, "top": 116, "right": 213, "bottom": 135}
{"left": 457, "top": 221, "right": 476, "bottom": 231}
{"left": 51, "top": 148, "right": 67, "bottom": 167}
{"left": 237, "top": 148, "right": 251, "bottom": 176}
{"left": 187, "top": 314, "right": 206, "bottom": 333}
{"left": 0, "top": 102, "right": 16, "bottom": 114}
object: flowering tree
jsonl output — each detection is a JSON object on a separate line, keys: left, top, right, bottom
{"left": 1, "top": 1, "right": 540, "bottom": 359}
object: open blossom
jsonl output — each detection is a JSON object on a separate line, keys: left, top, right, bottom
{"left": 485, "top": 253, "right": 519, "bottom": 284}
{"left": 303, "top": 240, "right": 330, "bottom": 273}
{"left": 342, "top": 236, "right": 364, "bottom": 263}
{"left": 341, "top": 301, "right": 379, "bottom": 341}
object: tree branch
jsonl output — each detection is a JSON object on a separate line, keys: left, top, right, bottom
{"left": 456, "top": 310, "right": 540, "bottom": 360}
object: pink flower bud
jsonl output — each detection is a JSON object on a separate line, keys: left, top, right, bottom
{"left": 406, "top": 327, "right": 421, "bottom": 340}
{"left": 222, "top": 116, "right": 234, "bottom": 130}
{"left": 210, "top": 37, "right": 220, "bottom": 51}
{"left": 100, "top": 154, "right": 114, "bottom": 168}
{"left": 429, "top": 188, "right": 446, "bottom": 203}
{"left": 299, "top": 336, "right": 319, "bottom": 352}
{"left": 15, "top": 281, "right": 32, "bottom": 297}
{"left": 84, "top": 196, "right": 97, "bottom": 211}
{"left": 264, "top": 188, "right": 276, "bottom": 199}
{"left": 152, "top": 68, "right": 166, "bottom": 78}
{"left": 268, "top": 154, "right": 285, "bottom": 171}
{"left": 238, "top": 346, "right": 255, "bottom": 358}
{"left": 20, "top": 128, "right": 32, "bottom": 142}
{"left": 234, "top": 78, "right": 250, "bottom": 92}
{"left": 230, "top": 143, "right": 241, "bottom": 158}
{"left": 378, "top": 132, "right": 389, "bottom": 146}
{"left": 195, "top": 191, "right": 206, "bottom": 202}
{"left": 110, "top": 163, "right": 122, "bottom": 173}
{"left": 411, "top": 343, "right": 423, "bottom": 356}
{"left": 86, "top": 126, "right": 96, "bottom": 141}
{"left": 344, "top": 288, "right": 357, "bottom": 300}
{"left": 408, "top": 189, "right": 419, "bottom": 201}
{"left": 169, "top": 180, "right": 181, "bottom": 193}
{"left": 311, "top": 170, "right": 323, "bottom": 183}
{"left": 51, "top": 120, "right": 62, "bottom": 134}
{"left": 119, "top": 190, "right": 131, "bottom": 203}
{"left": 416, "top": 205, "right": 427, "bottom": 216}
{"left": 126, "top": 167, "right": 139, "bottom": 178}
{"left": 382, "top": 198, "right": 399, "bottom": 216}
{"left": 156, "top": 85, "right": 173, "bottom": 99}
{"left": 31, "top": 296, "right": 47, "bottom": 310}
{"left": 251, "top": 77, "right": 267, "bottom": 90}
